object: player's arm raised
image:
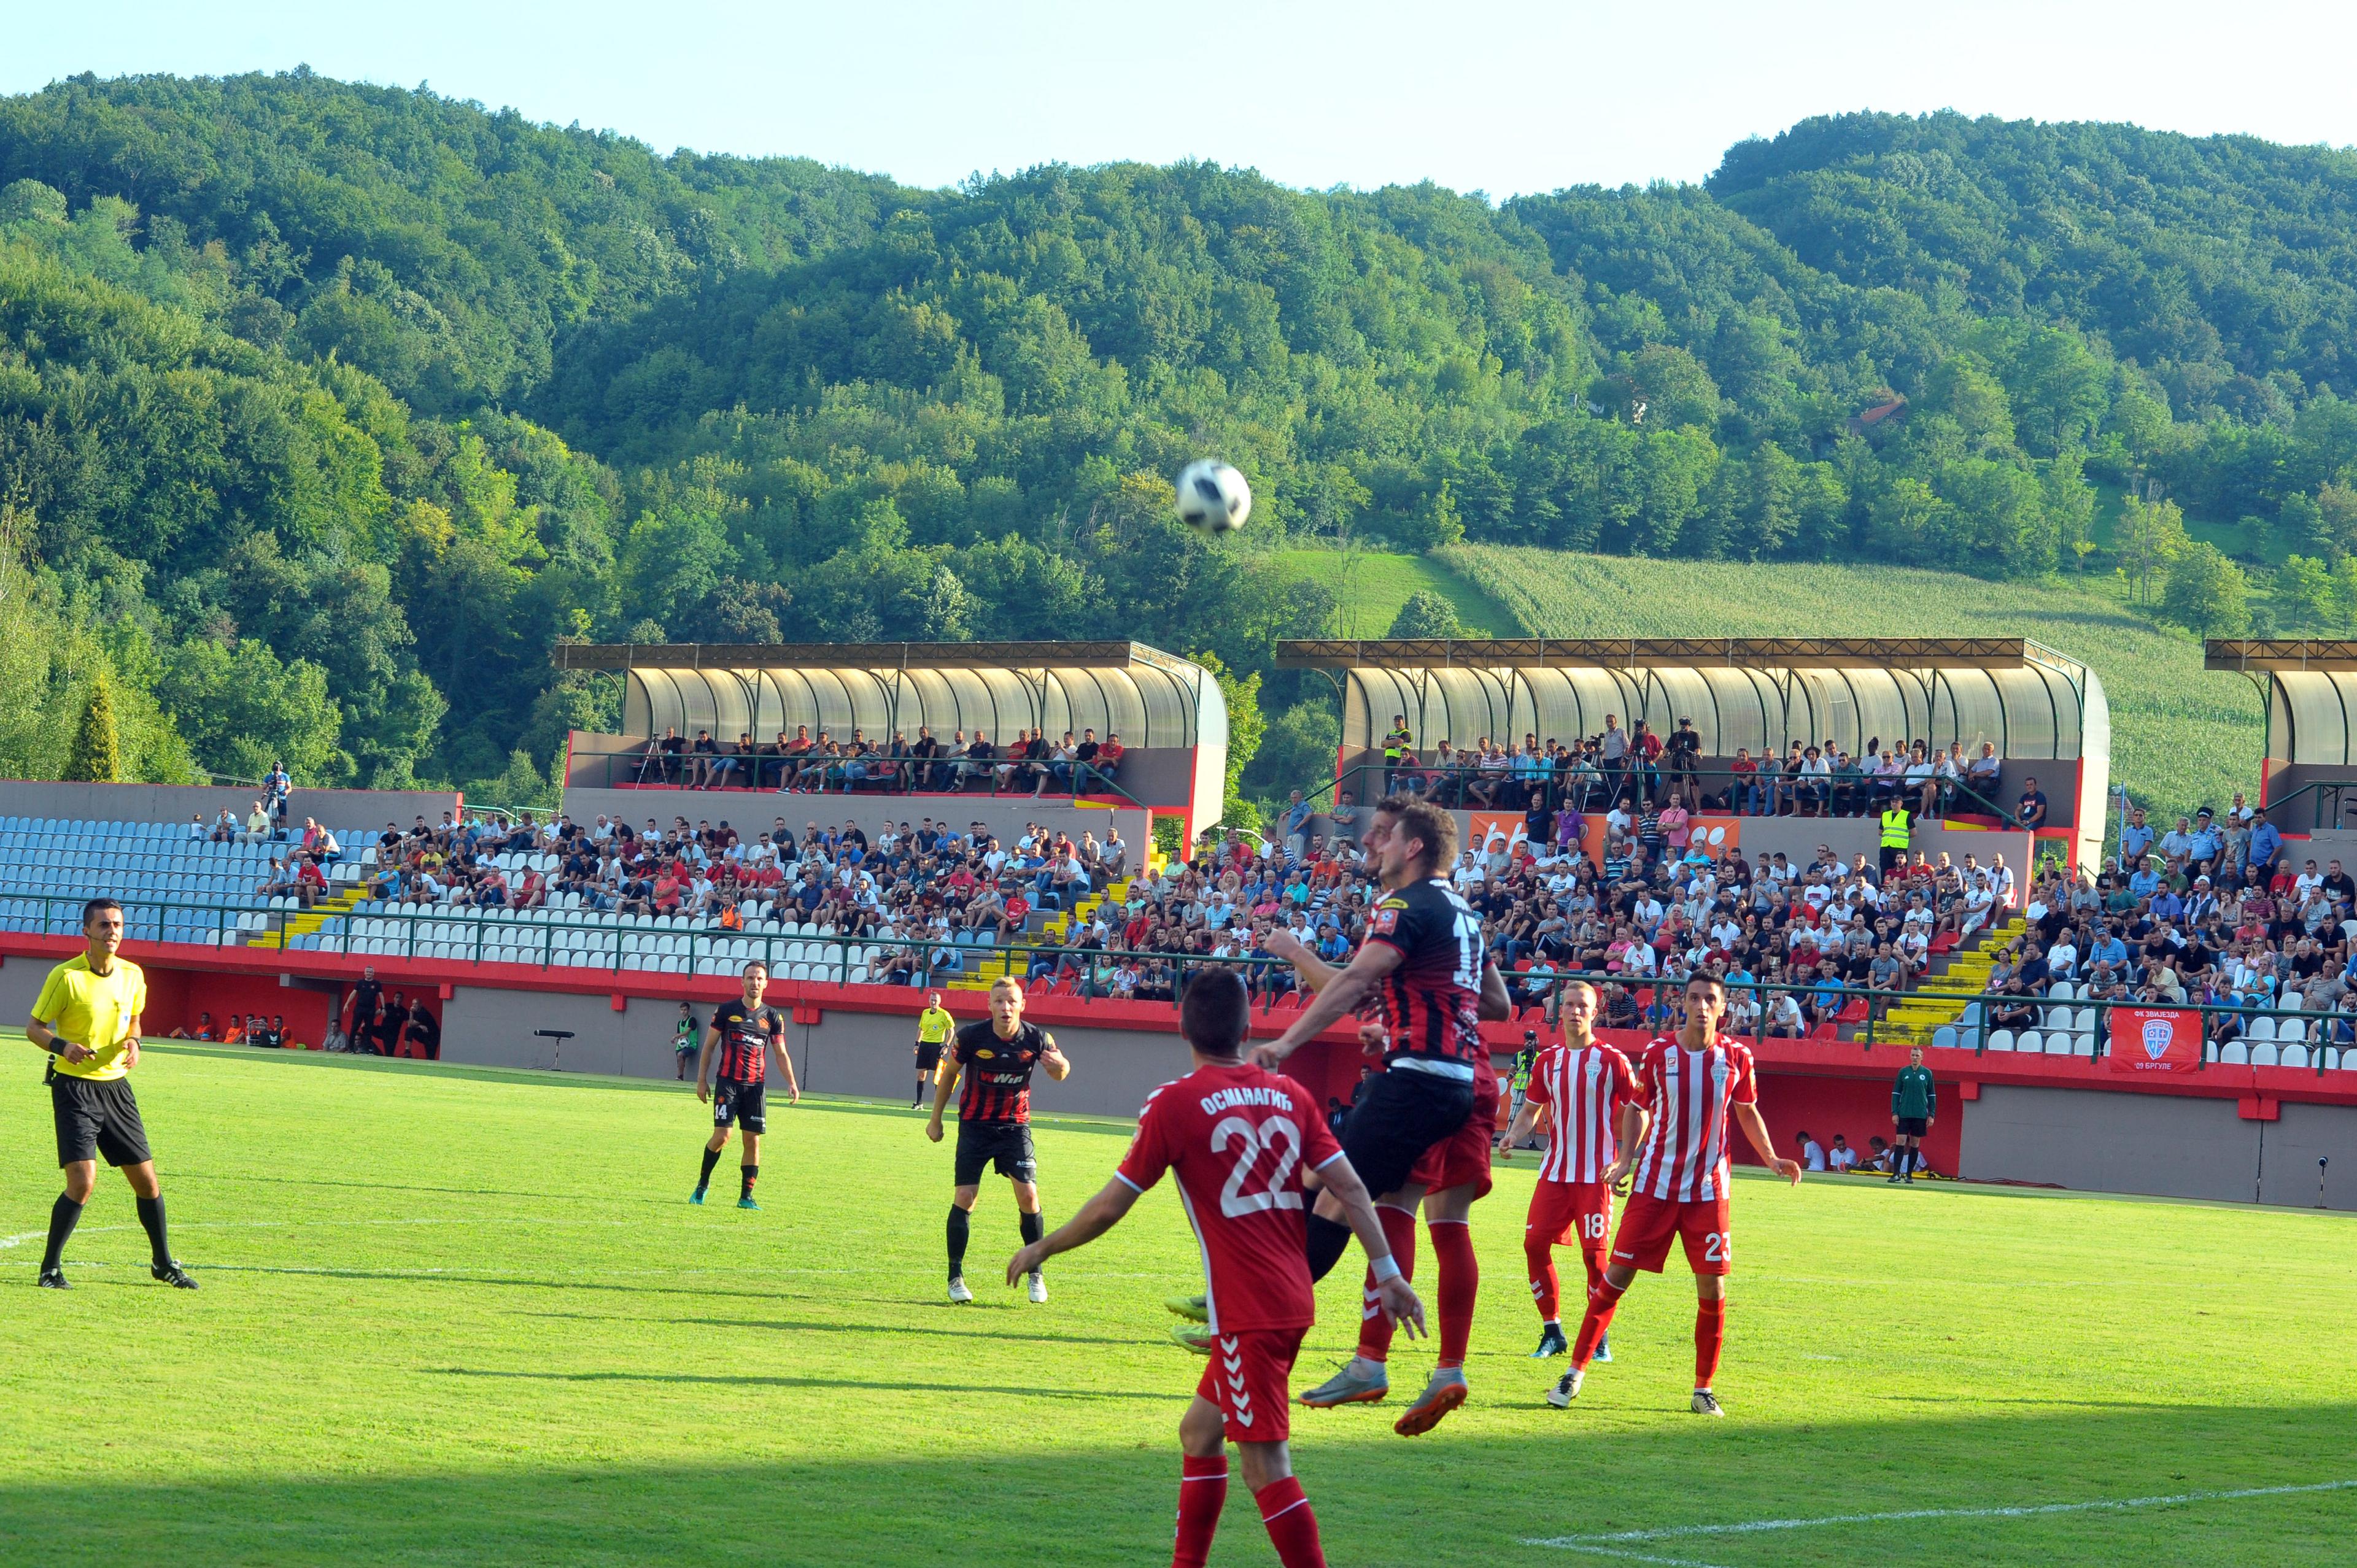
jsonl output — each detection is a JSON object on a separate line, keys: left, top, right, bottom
{"left": 1732, "top": 1100, "right": 1803, "bottom": 1185}
{"left": 1040, "top": 1031, "right": 1071, "bottom": 1082}
{"left": 1250, "top": 940, "right": 1405, "bottom": 1070}
{"left": 924, "top": 1050, "right": 960, "bottom": 1142}
{"left": 1005, "top": 1175, "right": 1140, "bottom": 1283}
{"left": 1305, "top": 1150, "right": 1426, "bottom": 1337}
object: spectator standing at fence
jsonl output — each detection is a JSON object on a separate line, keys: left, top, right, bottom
{"left": 1879, "top": 796, "right": 1911, "bottom": 876}
{"left": 1889, "top": 1046, "right": 1936, "bottom": 1185}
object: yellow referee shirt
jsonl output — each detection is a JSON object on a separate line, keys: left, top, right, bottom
{"left": 917, "top": 1005, "right": 955, "bottom": 1045}
{"left": 33, "top": 953, "right": 147, "bottom": 1081}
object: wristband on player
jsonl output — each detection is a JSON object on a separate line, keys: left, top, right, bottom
{"left": 1370, "top": 1253, "right": 1403, "bottom": 1284}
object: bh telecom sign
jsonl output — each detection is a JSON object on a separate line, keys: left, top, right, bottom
{"left": 2108, "top": 1007, "right": 2202, "bottom": 1074}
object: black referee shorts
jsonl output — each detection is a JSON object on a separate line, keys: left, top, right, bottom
{"left": 712, "top": 1078, "right": 767, "bottom": 1134}
{"left": 48, "top": 1068, "right": 153, "bottom": 1168}
{"left": 954, "top": 1121, "right": 1037, "bottom": 1185}
{"left": 1895, "top": 1115, "right": 1929, "bottom": 1137}
{"left": 1339, "top": 1066, "right": 1474, "bottom": 1201}
{"left": 915, "top": 1040, "right": 943, "bottom": 1073}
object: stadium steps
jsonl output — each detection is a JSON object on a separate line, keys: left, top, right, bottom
{"left": 1876, "top": 917, "right": 2026, "bottom": 1044}
{"left": 951, "top": 878, "right": 1131, "bottom": 990}
{"left": 255, "top": 887, "right": 368, "bottom": 949}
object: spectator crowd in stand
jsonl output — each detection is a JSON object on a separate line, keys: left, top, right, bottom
{"left": 631, "top": 725, "right": 1127, "bottom": 796}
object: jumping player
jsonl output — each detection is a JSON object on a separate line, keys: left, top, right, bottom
{"left": 914, "top": 990, "right": 955, "bottom": 1109}
{"left": 1250, "top": 797, "right": 1509, "bottom": 1435}
{"left": 1009, "top": 970, "right": 1422, "bottom": 1568}
{"left": 26, "top": 897, "right": 196, "bottom": 1289}
{"left": 927, "top": 976, "right": 1069, "bottom": 1305}
{"left": 1496, "top": 981, "right": 1635, "bottom": 1360}
{"left": 1547, "top": 973, "right": 1800, "bottom": 1416}
{"left": 693, "top": 960, "right": 798, "bottom": 1208}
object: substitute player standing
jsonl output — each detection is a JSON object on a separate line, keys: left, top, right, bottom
{"left": 26, "top": 897, "right": 196, "bottom": 1289}
{"left": 1250, "top": 797, "right": 1509, "bottom": 1435}
{"left": 1496, "top": 980, "right": 1635, "bottom": 1360}
{"left": 1548, "top": 974, "right": 1800, "bottom": 1416}
{"left": 693, "top": 960, "right": 798, "bottom": 1208}
{"left": 927, "top": 976, "right": 1069, "bottom": 1304}
{"left": 913, "top": 990, "right": 954, "bottom": 1109}
{"left": 1008, "top": 971, "right": 1422, "bottom": 1568}
{"left": 671, "top": 1002, "right": 700, "bottom": 1081}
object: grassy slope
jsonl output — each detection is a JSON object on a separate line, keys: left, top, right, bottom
{"left": 5, "top": 1045, "right": 2353, "bottom": 1566}
{"left": 1262, "top": 549, "right": 1520, "bottom": 638}
{"left": 1441, "top": 545, "right": 2260, "bottom": 820}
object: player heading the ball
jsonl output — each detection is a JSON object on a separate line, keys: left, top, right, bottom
{"left": 1010, "top": 968, "right": 1420, "bottom": 1568}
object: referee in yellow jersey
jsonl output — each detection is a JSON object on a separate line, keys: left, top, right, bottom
{"left": 914, "top": 991, "right": 956, "bottom": 1108}
{"left": 28, "top": 896, "right": 196, "bottom": 1290}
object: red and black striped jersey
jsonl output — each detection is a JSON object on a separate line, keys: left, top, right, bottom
{"left": 708, "top": 1000, "right": 785, "bottom": 1083}
{"left": 953, "top": 1020, "right": 1055, "bottom": 1124}
{"left": 1363, "top": 877, "right": 1485, "bottom": 1069}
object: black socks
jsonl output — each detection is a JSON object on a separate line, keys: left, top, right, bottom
{"left": 41, "top": 1193, "right": 83, "bottom": 1273}
{"left": 740, "top": 1164, "right": 758, "bottom": 1200}
{"left": 136, "top": 1194, "right": 172, "bottom": 1267}
{"left": 947, "top": 1205, "right": 970, "bottom": 1279}
{"left": 1020, "top": 1210, "right": 1044, "bottom": 1249}
{"left": 1306, "top": 1214, "right": 1353, "bottom": 1283}
{"left": 698, "top": 1146, "right": 723, "bottom": 1189}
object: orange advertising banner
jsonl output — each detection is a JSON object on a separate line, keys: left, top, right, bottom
{"left": 2108, "top": 1006, "right": 2204, "bottom": 1073}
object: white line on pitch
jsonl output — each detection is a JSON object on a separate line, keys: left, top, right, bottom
{"left": 1525, "top": 1478, "right": 2357, "bottom": 1552}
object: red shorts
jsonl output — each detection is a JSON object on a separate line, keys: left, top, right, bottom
{"left": 1409, "top": 1067, "right": 1499, "bottom": 1200}
{"left": 1196, "top": 1325, "right": 1306, "bottom": 1443}
{"left": 1609, "top": 1190, "right": 1732, "bottom": 1275}
{"left": 1525, "top": 1179, "right": 1613, "bottom": 1261}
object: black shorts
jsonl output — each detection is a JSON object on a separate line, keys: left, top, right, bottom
{"left": 955, "top": 1120, "right": 1037, "bottom": 1185}
{"left": 1340, "top": 1065, "right": 1475, "bottom": 1202}
{"left": 49, "top": 1068, "right": 153, "bottom": 1168}
{"left": 915, "top": 1041, "right": 943, "bottom": 1072}
{"left": 713, "top": 1078, "right": 767, "bottom": 1134}
{"left": 1895, "top": 1115, "right": 1929, "bottom": 1137}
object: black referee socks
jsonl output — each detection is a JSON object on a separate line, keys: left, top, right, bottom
{"left": 699, "top": 1145, "right": 723, "bottom": 1188}
{"left": 946, "top": 1205, "right": 970, "bottom": 1278}
{"left": 1019, "top": 1210, "right": 1044, "bottom": 1249}
{"left": 41, "top": 1192, "right": 83, "bottom": 1273}
{"left": 136, "top": 1195, "right": 172, "bottom": 1269}
{"left": 1305, "top": 1214, "right": 1354, "bottom": 1283}
{"left": 740, "top": 1164, "right": 758, "bottom": 1199}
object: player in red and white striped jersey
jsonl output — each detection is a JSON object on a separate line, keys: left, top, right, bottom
{"left": 1496, "top": 981, "right": 1637, "bottom": 1361}
{"left": 1010, "top": 970, "right": 1420, "bottom": 1568}
{"left": 1547, "top": 974, "right": 1800, "bottom": 1418}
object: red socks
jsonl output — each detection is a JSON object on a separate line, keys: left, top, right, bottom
{"left": 1695, "top": 1297, "right": 1726, "bottom": 1390}
{"left": 1428, "top": 1219, "right": 1478, "bottom": 1369}
{"left": 1571, "top": 1275, "right": 1626, "bottom": 1370}
{"left": 1173, "top": 1454, "right": 1227, "bottom": 1568}
{"left": 1524, "top": 1227, "right": 1560, "bottom": 1323}
{"left": 1255, "top": 1476, "right": 1326, "bottom": 1568}
{"left": 1354, "top": 1204, "right": 1420, "bottom": 1363}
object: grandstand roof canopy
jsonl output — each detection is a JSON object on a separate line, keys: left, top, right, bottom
{"left": 1279, "top": 636, "right": 2104, "bottom": 768}
{"left": 2205, "top": 639, "right": 2357, "bottom": 771}
{"left": 554, "top": 641, "right": 1222, "bottom": 753}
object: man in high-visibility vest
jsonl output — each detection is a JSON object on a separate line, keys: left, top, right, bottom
{"left": 1878, "top": 801, "right": 1911, "bottom": 876}
{"left": 1382, "top": 715, "right": 1414, "bottom": 797}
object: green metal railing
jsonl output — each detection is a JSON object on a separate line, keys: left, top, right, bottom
{"left": 2256, "top": 779, "right": 2357, "bottom": 833}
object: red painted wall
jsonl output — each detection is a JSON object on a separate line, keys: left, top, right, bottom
{"left": 1751, "top": 1070, "right": 1960, "bottom": 1176}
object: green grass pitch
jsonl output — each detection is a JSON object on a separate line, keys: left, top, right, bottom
{"left": 4, "top": 1043, "right": 2353, "bottom": 1566}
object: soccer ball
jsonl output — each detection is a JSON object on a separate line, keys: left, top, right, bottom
{"left": 1174, "top": 460, "right": 1251, "bottom": 533}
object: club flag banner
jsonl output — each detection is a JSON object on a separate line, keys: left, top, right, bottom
{"left": 2108, "top": 1006, "right": 2203, "bottom": 1074}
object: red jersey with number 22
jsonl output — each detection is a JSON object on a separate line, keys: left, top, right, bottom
{"left": 1629, "top": 1035, "right": 1758, "bottom": 1203}
{"left": 1117, "top": 1062, "right": 1345, "bottom": 1335}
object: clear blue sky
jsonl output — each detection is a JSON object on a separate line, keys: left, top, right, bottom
{"left": 6, "top": 1, "right": 2355, "bottom": 196}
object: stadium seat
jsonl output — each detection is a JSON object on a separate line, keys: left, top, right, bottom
{"left": 2045, "top": 1031, "right": 2075, "bottom": 1056}
{"left": 2072, "top": 1007, "right": 2096, "bottom": 1040}
{"left": 2014, "top": 1031, "right": 2040, "bottom": 1054}
{"left": 1932, "top": 1025, "right": 1959, "bottom": 1050}
{"left": 2281, "top": 1043, "right": 2310, "bottom": 1069}
{"left": 2249, "top": 1018, "right": 2277, "bottom": 1043}
{"left": 2250, "top": 1041, "right": 2280, "bottom": 1067}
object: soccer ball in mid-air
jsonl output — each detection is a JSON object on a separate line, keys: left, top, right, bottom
{"left": 1174, "top": 460, "right": 1251, "bottom": 533}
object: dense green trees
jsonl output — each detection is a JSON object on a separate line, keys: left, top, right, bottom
{"left": 5, "top": 77, "right": 2357, "bottom": 798}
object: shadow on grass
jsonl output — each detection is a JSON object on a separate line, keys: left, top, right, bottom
{"left": 6, "top": 1404, "right": 2354, "bottom": 1567}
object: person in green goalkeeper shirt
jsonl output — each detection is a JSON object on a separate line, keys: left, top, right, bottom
{"left": 671, "top": 1002, "right": 700, "bottom": 1081}
{"left": 1889, "top": 1046, "right": 1937, "bottom": 1185}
